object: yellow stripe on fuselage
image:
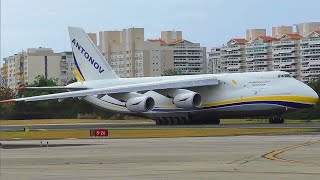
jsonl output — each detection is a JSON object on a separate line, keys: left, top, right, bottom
{"left": 204, "top": 95, "right": 318, "bottom": 107}
{"left": 159, "top": 95, "right": 318, "bottom": 109}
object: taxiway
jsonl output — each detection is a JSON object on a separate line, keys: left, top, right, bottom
{"left": 1, "top": 135, "right": 320, "bottom": 179}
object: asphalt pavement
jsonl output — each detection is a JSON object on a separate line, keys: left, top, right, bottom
{"left": 1, "top": 122, "right": 320, "bottom": 132}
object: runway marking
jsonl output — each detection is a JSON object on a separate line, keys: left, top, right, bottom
{"left": 262, "top": 140, "right": 320, "bottom": 163}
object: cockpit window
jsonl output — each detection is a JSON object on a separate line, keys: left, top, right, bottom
{"left": 278, "top": 74, "right": 291, "bottom": 78}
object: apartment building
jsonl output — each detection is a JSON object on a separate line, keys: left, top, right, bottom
{"left": 1, "top": 63, "right": 8, "bottom": 87}
{"left": 208, "top": 47, "right": 221, "bottom": 74}
{"left": 98, "top": 28, "right": 174, "bottom": 77}
{"left": 0, "top": 67, "right": 2, "bottom": 86}
{"left": 272, "top": 33, "right": 303, "bottom": 80}
{"left": 272, "top": 25, "right": 293, "bottom": 38}
{"left": 3, "top": 52, "right": 25, "bottom": 88}
{"left": 246, "top": 36, "right": 278, "bottom": 72}
{"left": 143, "top": 40, "right": 174, "bottom": 77}
{"left": 296, "top": 22, "right": 320, "bottom": 37}
{"left": 300, "top": 31, "right": 320, "bottom": 82}
{"left": 169, "top": 40, "right": 207, "bottom": 74}
{"left": 246, "top": 29, "right": 266, "bottom": 41}
{"left": 87, "top": 32, "right": 98, "bottom": 46}
{"left": 59, "top": 51, "right": 75, "bottom": 84}
{"left": 161, "top": 31, "right": 182, "bottom": 44}
{"left": 220, "top": 38, "right": 248, "bottom": 73}
{"left": 160, "top": 30, "right": 207, "bottom": 74}
{"left": 2, "top": 48, "right": 74, "bottom": 88}
{"left": 96, "top": 28, "right": 206, "bottom": 77}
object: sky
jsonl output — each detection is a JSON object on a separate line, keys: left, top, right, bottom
{"left": 1, "top": 0, "right": 320, "bottom": 64}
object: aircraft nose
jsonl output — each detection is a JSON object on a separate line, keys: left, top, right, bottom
{"left": 304, "top": 85, "right": 319, "bottom": 104}
{"left": 311, "top": 89, "right": 319, "bottom": 103}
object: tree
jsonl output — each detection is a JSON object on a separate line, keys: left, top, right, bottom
{"left": 13, "top": 75, "right": 114, "bottom": 119}
{"left": 0, "top": 86, "right": 16, "bottom": 100}
{"left": 308, "top": 76, "right": 320, "bottom": 96}
{"left": 162, "top": 69, "right": 183, "bottom": 76}
{"left": 0, "top": 86, "right": 17, "bottom": 119}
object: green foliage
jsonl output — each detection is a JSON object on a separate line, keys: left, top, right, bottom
{"left": 162, "top": 69, "right": 183, "bottom": 76}
{"left": 308, "top": 76, "right": 320, "bottom": 96}
{"left": 1, "top": 75, "right": 114, "bottom": 120}
{"left": 0, "top": 87, "right": 17, "bottom": 119}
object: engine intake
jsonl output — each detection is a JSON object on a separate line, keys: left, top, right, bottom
{"left": 173, "top": 92, "right": 202, "bottom": 108}
{"left": 126, "top": 96, "right": 155, "bottom": 112}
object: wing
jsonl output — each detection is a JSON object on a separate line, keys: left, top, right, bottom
{"left": 1, "top": 77, "right": 218, "bottom": 103}
{"left": 17, "top": 86, "right": 87, "bottom": 91}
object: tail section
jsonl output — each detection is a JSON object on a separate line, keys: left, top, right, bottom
{"left": 68, "top": 27, "right": 119, "bottom": 81}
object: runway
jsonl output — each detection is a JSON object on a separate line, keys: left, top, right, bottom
{"left": 1, "top": 122, "right": 320, "bottom": 132}
{"left": 1, "top": 135, "right": 320, "bottom": 179}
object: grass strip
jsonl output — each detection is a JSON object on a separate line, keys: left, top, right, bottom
{"left": 0, "top": 128, "right": 316, "bottom": 140}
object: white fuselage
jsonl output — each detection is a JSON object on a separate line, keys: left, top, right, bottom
{"left": 68, "top": 71, "right": 318, "bottom": 120}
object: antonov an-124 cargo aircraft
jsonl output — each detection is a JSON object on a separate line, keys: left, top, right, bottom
{"left": 1, "top": 27, "right": 318, "bottom": 125}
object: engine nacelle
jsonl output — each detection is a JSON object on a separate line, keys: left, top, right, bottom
{"left": 126, "top": 96, "right": 155, "bottom": 112}
{"left": 173, "top": 92, "right": 202, "bottom": 108}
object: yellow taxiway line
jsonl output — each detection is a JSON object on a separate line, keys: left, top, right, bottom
{"left": 262, "top": 140, "right": 320, "bottom": 163}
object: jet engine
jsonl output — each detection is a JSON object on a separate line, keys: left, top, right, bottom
{"left": 126, "top": 96, "right": 155, "bottom": 112}
{"left": 173, "top": 92, "right": 202, "bottom": 108}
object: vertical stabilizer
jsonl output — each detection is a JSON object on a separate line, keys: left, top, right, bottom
{"left": 68, "top": 27, "right": 119, "bottom": 81}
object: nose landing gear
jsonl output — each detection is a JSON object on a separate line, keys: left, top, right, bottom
{"left": 269, "top": 117, "right": 284, "bottom": 124}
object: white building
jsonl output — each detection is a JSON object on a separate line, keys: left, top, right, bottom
{"left": 246, "top": 36, "right": 278, "bottom": 72}
{"left": 2, "top": 48, "right": 75, "bottom": 89}
{"left": 272, "top": 33, "right": 303, "bottom": 80}
{"left": 169, "top": 40, "right": 207, "bottom": 74}
{"left": 220, "top": 38, "right": 248, "bottom": 73}
{"left": 295, "top": 22, "right": 320, "bottom": 37}
{"left": 300, "top": 31, "right": 320, "bottom": 83}
{"left": 208, "top": 47, "right": 221, "bottom": 74}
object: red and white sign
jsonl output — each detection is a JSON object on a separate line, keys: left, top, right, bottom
{"left": 91, "top": 129, "right": 108, "bottom": 137}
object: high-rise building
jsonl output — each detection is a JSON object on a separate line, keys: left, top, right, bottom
{"left": 300, "top": 31, "right": 320, "bottom": 82}
{"left": 2, "top": 48, "right": 74, "bottom": 89}
{"left": 98, "top": 28, "right": 174, "bottom": 77}
{"left": 96, "top": 28, "right": 206, "bottom": 77}
{"left": 272, "top": 33, "right": 303, "bottom": 80}
{"left": 143, "top": 40, "right": 174, "bottom": 77}
{"left": 161, "top": 31, "right": 182, "bottom": 44}
{"left": 0, "top": 66, "right": 2, "bottom": 86}
{"left": 3, "top": 52, "right": 25, "bottom": 89}
{"left": 208, "top": 47, "right": 221, "bottom": 74}
{"left": 220, "top": 38, "right": 248, "bottom": 73}
{"left": 272, "top": 25, "right": 293, "bottom": 38}
{"left": 1, "top": 62, "right": 8, "bottom": 87}
{"left": 87, "top": 32, "right": 98, "bottom": 46}
{"left": 246, "top": 36, "right": 278, "bottom": 72}
{"left": 295, "top": 22, "right": 320, "bottom": 37}
{"left": 246, "top": 29, "right": 266, "bottom": 41}
{"left": 99, "top": 28, "right": 144, "bottom": 78}
{"left": 166, "top": 39, "right": 207, "bottom": 74}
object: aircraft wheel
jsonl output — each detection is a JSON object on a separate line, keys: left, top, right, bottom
{"left": 212, "top": 119, "right": 220, "bottom": 124}
{"left": 269, "top": 118, "right": 274, "bottom": 124}
{"left": 269, "top": 117, "right": 284, "bottom": 124}
{"left": 162, "top": 119, "right": 168, "bottom": 125}
{"left": 155, "top": 119, "right": 161, "bottom": 125}
{"left": 173, "top": 118, "right": 179, "bottom": 125}
{"left": 279, "top": 117, "right": 284, "bottom": 124}
{"left": 178, "top": 118, "right": 185, "bottom": 125}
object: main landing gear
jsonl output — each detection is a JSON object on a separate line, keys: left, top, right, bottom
{"left": 268, "top": 117, "right": 284, "bottom": 124}
{"left": 155, "top": 117, "right": 220, "bottom": 125}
